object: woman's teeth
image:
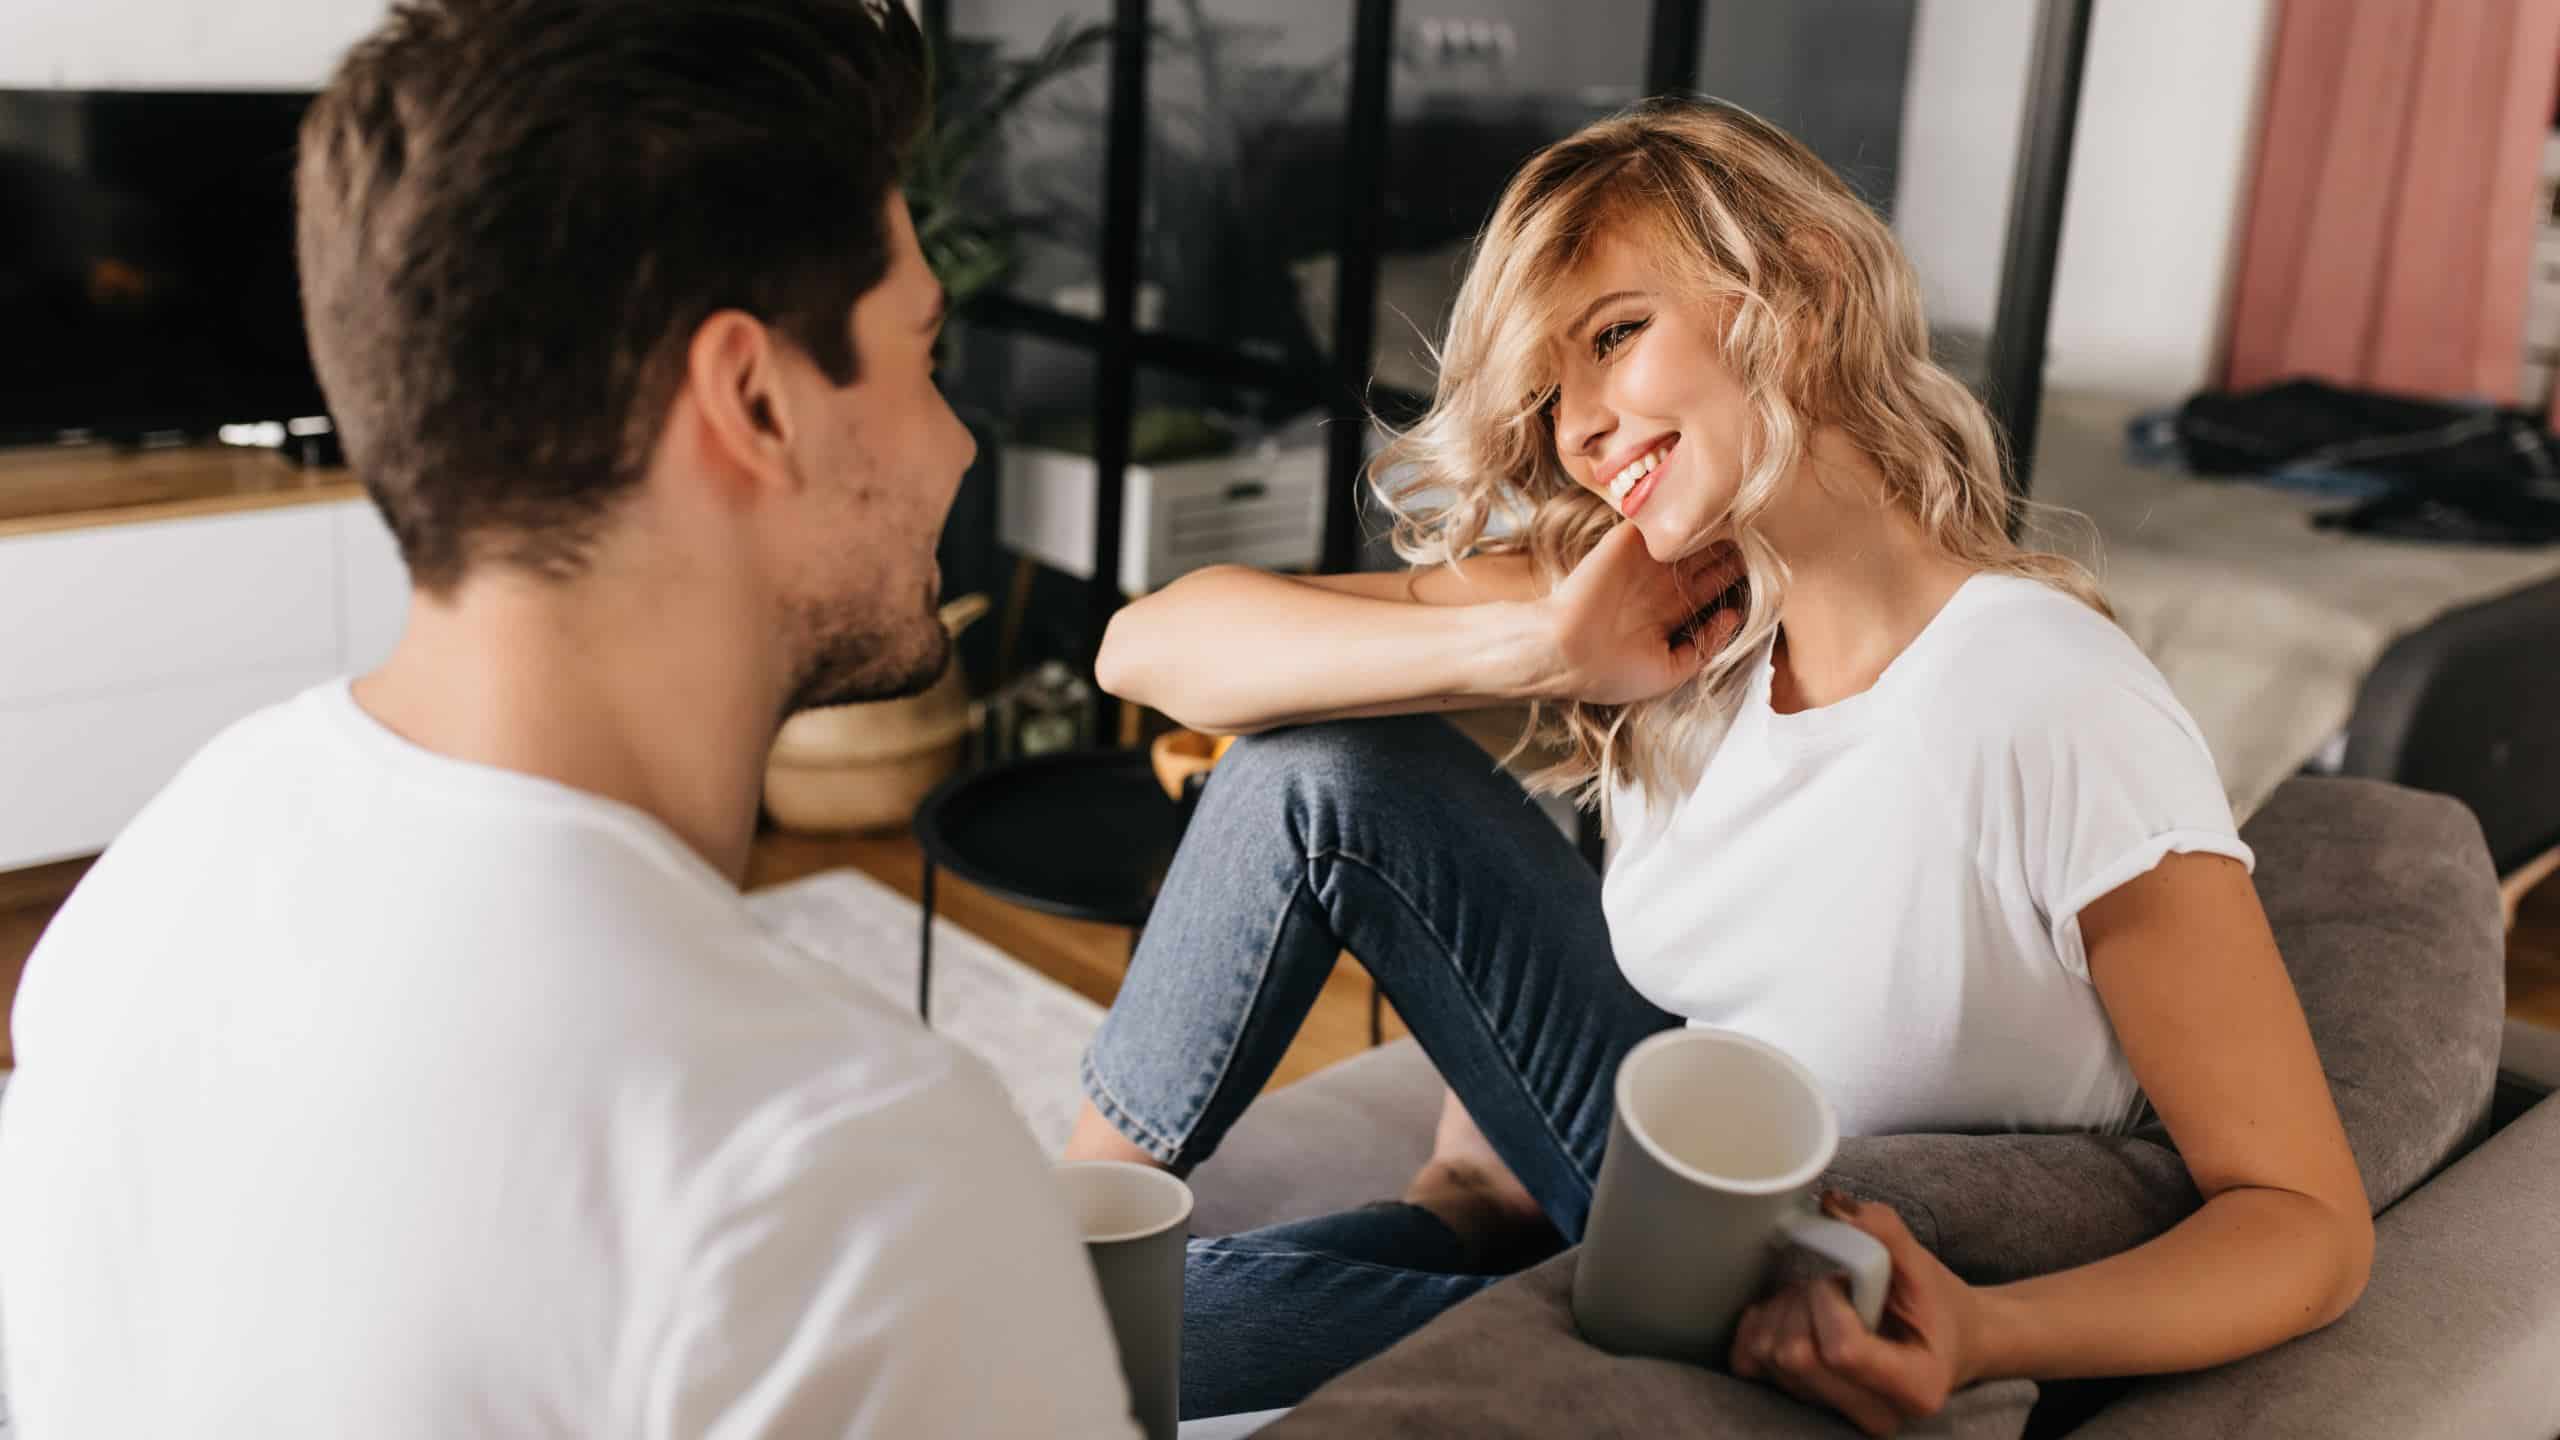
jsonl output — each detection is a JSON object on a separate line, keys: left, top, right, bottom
{"left": 1607, "top": 438, "right": 1675, "bottom": 505}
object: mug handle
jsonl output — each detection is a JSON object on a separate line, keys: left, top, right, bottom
{"left": 1776, "top": 1211, "right": 1892, "bottom": 1330}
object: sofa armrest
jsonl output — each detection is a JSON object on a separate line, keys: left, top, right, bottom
{"left": 2340, "top": 573, "right": 2560, "bottom": 873}
{"left": 2072, "top": 1094, "right": 2560, "bottom": 1440}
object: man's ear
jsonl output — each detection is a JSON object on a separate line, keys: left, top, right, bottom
{"left": 683, "top": 310, "right": 798, "bottom": 496}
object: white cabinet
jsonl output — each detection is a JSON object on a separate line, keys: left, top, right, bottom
{"left": 0, "top": 662, "right": 341, "bottom": 870}
{"left": 0, "top": 506, "right": 339, "bottom": 707}
{"left": 334, "top": 499, "right": 409, "bottom": 672}
{"left": 0, "top": 498, "right": 411, "bottom": 870}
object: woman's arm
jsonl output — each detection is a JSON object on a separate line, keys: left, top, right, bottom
{"left": 1092, "top": 556, "right": 1545, "bottom": 735}
{"left": 1732, "top": 852, "right": 2374, "bottom": 1437}
{"left": 1094, "top": 524, "right": 1743, "bottom": 734}
{"left": 1965, "top": 850, "right": 2373, "bottom": 1372}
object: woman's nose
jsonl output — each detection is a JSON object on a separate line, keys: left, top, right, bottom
{"left": 1554, "top": 390, "right": 1613, "bottom": 472}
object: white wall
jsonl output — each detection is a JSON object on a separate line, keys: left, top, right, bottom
{"left": 0, "top": 0, "right": 389, "bottom": 88}
{"left": 1895, "top": 0, "right": 2037, "bottom": 347}
{"left": 1897, "top": 0, "right": 2276, "bottom": 401}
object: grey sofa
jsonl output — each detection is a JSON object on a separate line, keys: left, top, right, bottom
{"left": 1185, "top": 778, "right": 2560, "bottom": 1438}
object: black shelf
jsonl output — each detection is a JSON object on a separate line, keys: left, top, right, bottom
{"left": 1647, "top": 0, "right": 1707, "bottom": 98}
{"left": 1987, "top": 0, "right": 2095, "bottom": 507}
{"left": 1322, "top": 0, "right": 1397, "bottom": 573}
{"left": 964, "top": 294, "right": 1315, "bottom": 400}
{"left": 1085, "top": 0, "right": 1149, "bottom": 645}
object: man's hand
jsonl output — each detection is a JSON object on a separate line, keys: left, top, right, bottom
{"left": 1730, "top": 1193, "right": 1984, "bottom": 1438}
{"left": 1529, "top": 524, "right": 1745, "bottom": 705}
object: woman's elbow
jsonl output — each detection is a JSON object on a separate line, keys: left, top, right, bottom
{"left": 1095, "top": 574, "right": 1267, "bottom": 732}
{"left": 1095, "top": 610, "right": 1225, "bottom": 731}
{"left": 1095, "top": 603, "right": 1186, "bottom": 713}
{"left": 1093, "top": 610, "right": 1146, "bottom": 705}
{"left": 2310, "top": 1201, "right": 2376, "bottom": 1330}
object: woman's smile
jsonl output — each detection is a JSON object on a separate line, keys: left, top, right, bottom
{"left": 1603, "top": 432, "right": 1679, "bottom": 517}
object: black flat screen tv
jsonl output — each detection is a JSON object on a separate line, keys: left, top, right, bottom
{"left": 0, "top": 89, "right": 325, "bottom": 447}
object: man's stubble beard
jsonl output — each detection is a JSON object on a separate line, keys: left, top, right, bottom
{"left": 775, "top": 437, "right": 953, "bottom": 718}
{"left": 780, "top": 570, "right": 948, "bottom": 719}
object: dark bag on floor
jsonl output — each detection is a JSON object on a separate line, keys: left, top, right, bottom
{"left": 2172, "top": 378, "right": 2560, "bottom": 545}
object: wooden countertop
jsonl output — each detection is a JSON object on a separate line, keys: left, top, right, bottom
{"left": 0, "top": 444, "right": 363, "bottom": 540}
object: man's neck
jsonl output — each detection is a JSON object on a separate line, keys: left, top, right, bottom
{"left": 351, "top": 564, "right": 784, "bottom": 884}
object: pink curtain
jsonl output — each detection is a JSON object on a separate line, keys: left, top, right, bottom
{"left": 2222, "top": 0, "right": 2560, "bottom": 405}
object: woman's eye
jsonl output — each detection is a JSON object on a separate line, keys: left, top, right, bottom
{"left": 1592, "top": 317, "right": 1649, "bottom": 362}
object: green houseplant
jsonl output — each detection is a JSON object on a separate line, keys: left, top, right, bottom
{"left": 905, "top": 18, "right": 1112, "bottom": 310}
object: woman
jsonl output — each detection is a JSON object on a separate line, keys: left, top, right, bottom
{"left": 1066, "top": 99, "right": 2371, "bottom": 1434}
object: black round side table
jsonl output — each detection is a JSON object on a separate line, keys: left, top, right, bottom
{"left": 909, "top": 748, "right": 1187, "bottom": 1025}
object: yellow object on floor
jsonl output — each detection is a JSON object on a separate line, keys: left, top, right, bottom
{"left": 1150, "top": 729, "right": 1236, "bottom": 804}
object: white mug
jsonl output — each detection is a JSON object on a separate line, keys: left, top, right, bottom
{"left": 1571, "top": 1027, "right": 1892, "bottom": 1362}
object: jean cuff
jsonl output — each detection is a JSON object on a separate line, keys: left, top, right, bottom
{"left": 1080, "top": 1048, "right": 1190, "bottom": 1168}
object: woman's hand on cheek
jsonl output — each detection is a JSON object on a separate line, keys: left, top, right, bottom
{"left": 1729, "top": 1194, "right": 1982, "bottom": 1438}
{"left": 1535, "top": 522, "right": 1743, "bottom": 704}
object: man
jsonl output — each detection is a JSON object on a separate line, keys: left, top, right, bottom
{"left": 0, "top": 2, "right": 1139, "bottom": 1434}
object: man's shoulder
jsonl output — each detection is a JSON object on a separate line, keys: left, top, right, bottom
{"left": 707, "top": 1025, "right": 1040, "bottom": 1197}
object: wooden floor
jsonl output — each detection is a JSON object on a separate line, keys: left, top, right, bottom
{"left": 2, "top": 830, "right": 2555, "bottom": 1077}
{"left": 0, "top": 828, "right": 1409, "bottom": 1086}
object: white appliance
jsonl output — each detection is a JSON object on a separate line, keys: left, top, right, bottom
{"left": 998, "top": 440, "right": 1329, "bottom": 595}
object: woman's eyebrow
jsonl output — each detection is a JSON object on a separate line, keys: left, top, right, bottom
{"left": 1567, "top": 288, "right": 1645, "bottom": 336}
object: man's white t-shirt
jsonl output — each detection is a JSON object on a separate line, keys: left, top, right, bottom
{"left": 0, "top": 683, "right": 1139, "bottom": 1438}
{"left": 1605, "top": 575, "right": 2252, "bottom": 1139}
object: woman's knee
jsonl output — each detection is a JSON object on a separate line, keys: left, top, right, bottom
{"left": 1211, "top": 715, "right": 1483, "bottom": 813}
{"left": 1177, "top": 712, "right": 1536, "bottom": 871}
{"left": 1196, "top": 716, "right": 1536, "bottom": 863}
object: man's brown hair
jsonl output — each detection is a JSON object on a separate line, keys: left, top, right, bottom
{"left": 296, "top": 0, "right": 928, "bottom": 591}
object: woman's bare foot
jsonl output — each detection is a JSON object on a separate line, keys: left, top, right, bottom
{"left": 1401, "top": 1088, "right": 1557, "bottom": 1270}
{"left": 1063, "top": 1099, "right": 1170, "bottom": 1168}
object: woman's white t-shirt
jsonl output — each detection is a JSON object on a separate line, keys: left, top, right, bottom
{"left": 1604, "top": 574, "right": 2252, "bottom": 1139}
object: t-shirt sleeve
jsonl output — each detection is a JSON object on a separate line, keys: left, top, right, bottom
{"left": 635, "top": 1054, "right": 1141, "bottom": 1440}
{"left": 2011, "top": 652, "right": 2254, "bottom": 983}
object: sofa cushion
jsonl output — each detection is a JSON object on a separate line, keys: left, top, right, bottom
{"left": 1814, "top": 1131, "right": 2197, "bottom": 1287}
{"left": 2229, "top": 778, "right": 2505, "bottom": 1209}
{"left": 1258, "top": 1252, "right": 2042, "bottom": 1440}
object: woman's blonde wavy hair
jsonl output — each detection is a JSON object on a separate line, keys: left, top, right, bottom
{"left": 1374, "top": 96, "right": 2105, "bottom": 813}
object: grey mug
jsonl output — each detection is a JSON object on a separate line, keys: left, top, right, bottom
{"left": 1057, "top": 1160, "right": 1193, "bottom": 1440}
{"left": 1572, "top": 1027, "right": 1891, "bottom": 1363}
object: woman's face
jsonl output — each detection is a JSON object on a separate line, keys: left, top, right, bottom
{"left": 1546, "top": 234, "right": 1752, "bottom": 563}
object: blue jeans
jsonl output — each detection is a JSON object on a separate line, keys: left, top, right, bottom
{"left": 1081, "top": 716, "right": 1679, "bottom": 1418}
